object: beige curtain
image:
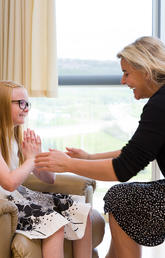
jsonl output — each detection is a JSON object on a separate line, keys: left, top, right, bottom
{"left": 0, "top": 0, "right": 58, "bottom": 97}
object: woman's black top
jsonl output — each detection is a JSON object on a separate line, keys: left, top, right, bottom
{"left": 112, "top": 85, "right": 165, "bottom": 182}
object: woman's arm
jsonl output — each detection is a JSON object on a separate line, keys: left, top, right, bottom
{"left": 66, "top": 147, "right": 121, "bottom": 160}
{"left": 35, "top": 149, "right": 118, "bottom": 182}
{"left": 89, "top": 150, "right": 121, "bottom": 159}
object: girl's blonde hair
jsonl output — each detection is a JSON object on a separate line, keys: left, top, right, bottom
{"left": 0, "top": 81, "right": 24, "bottom": 165}
{"left": 117, "top": 36, "right": 165, "bottom": 87}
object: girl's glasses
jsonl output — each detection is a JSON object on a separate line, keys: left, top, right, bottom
{"left": 12, "top": 99, "right": 31, "bottom": 111}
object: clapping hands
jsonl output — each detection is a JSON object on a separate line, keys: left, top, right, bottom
{"left": 22, "top": 128, "right": 41, "bottom": 160}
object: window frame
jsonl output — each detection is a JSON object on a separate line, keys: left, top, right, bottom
{"left": 152, "top": 0, "right": 165, "bottom": 180}
{"left": 58, "top": 75, "right": 121, "bottom": 86}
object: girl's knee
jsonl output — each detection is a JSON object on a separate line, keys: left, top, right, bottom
{"left": 53, "top": 226, "right": 65, "bottom": 239}
{"left": 87, "top": 213, "right": 92, "bottom": 231}
{"left": 88, "top": 213, "right": 92, "bottom": 222}
{"left": 58, "top": 226, "right": 65, "bottom": 234}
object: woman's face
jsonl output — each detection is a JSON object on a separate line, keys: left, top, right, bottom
{"left": 11, "top": 88, "right": 30, "bottom": 126}
{"left": 120, "top": 58, "right": 156, "bottom": 100}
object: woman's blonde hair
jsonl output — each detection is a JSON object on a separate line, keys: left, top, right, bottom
{"left": 117, "top": 36, "right": 165, "bottom": 87}
{"left": 0, "top": 81, "right": 24, "bottom": 165}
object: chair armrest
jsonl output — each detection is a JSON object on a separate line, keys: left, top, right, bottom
{"left": 12, "top": 235, "right": 42, "bottom": 258}
{"left": 23, "top": 173, "right": 96, "bottom": 205}
{"left": 0, "top": 199, "right": 18, "bottom": 258}
{"left": 0, "top": 199, "right": 18, "bottom": 234}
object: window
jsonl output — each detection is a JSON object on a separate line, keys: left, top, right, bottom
{"left": 29, "top": 0, "right": 153, "bottom": 213}
{"left": 56, "top": 0, "right": 152, "bottom": 84}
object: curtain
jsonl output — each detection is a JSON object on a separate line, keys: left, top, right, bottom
{"left": 0, "top": 0, "right": 58, "bottom": 97}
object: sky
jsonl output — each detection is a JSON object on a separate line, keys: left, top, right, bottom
{"left": 56, "top": 0, "right": 152, "bottom": 61}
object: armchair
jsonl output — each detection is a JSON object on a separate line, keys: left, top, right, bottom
{"left": 0, "top": 199, "right": 18, "bottom": 258}
{"left": 0, "top": 174, "right": 105, "bottom": 258}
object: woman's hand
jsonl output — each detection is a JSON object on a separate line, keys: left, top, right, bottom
{"left": 65, "top": 147, "right": 90, "bottom": 159}
{"left": 35, "top": 149, "right": 70, "bottom": 172}
{"left": 22, "top": 128, "right": 41, "bottom": 160}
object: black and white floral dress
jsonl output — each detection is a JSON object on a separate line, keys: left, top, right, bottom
{"left": 0, "top": 141, "right": 91, "bottom": 240}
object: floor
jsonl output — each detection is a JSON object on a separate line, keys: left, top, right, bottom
{"left": 97, "top": 223, "right": 165, "bottom": 258}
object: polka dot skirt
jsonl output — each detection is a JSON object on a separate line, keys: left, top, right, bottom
{"left": 104, "top": 179, "right": 165, "bottom": 246}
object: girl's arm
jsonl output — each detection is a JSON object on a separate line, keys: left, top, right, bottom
{"left": 33, "top": 170, "right": 55, "bottom": 184}
{"left": 0, "top": 153, "right": 34, "bottom": 192}
{"left": 0, "top": 131, "right": 39, "bottom": 191}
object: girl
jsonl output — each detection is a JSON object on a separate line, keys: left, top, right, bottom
{"left": 0, "top": 80, "right": 92, "bottom": 258}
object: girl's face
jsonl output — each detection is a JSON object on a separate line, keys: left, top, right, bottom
{"left": 11, "top": 88, "right": 30, "bottom": 126}
{"left": 120, "top": 58, "right": 157, "bottom": 100}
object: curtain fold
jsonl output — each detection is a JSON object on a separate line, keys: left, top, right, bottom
{"left": 0, "top": 0, "right": 58, "bottom": 97}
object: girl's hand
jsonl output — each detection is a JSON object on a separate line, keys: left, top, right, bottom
{"left": 65, "top": 147, "right": 90, "bottom": 159}
{"left": 22, "top": 128, "right": 41, "bottom": 160}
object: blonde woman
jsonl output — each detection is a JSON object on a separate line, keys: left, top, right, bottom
{"left": 0, "top": 81, "right": 92, "bottom": 258}
{"left": 36, "top": 36, "right": 165, "bottom": 258}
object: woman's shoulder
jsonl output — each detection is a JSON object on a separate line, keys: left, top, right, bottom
{"left": 145, "top": 85, "right": 165, "bottom": 112}
{"left": 139, "top": 85, "right": 165, "bottom": 126}
{"left": 151, "top": 84, "right": 165, "bottom": 101}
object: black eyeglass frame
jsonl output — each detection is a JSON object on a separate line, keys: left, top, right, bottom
{"left": 11, "top": 99, "right": 31, "bottom": 111}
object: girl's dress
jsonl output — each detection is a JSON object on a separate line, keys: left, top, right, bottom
{"left": 0, "top": 141, "right": 91, "bottom": 240}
